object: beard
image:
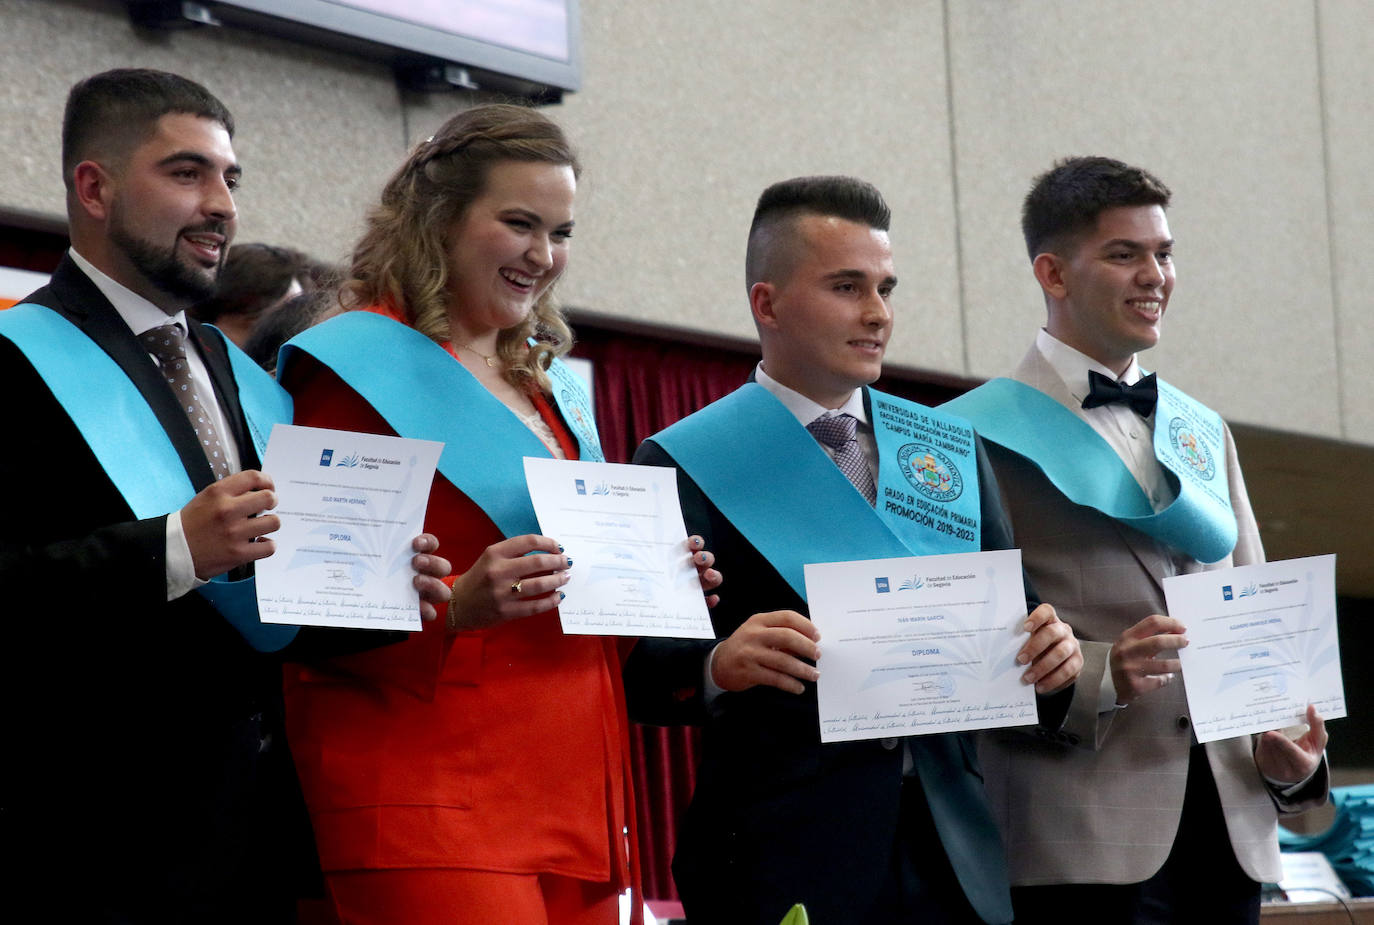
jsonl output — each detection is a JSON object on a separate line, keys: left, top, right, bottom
{"left": 108, "top": 208, "right": 227, "bottom": 304}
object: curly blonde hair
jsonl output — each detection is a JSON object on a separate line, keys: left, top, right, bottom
{"left": 343, "top": 104, "right": 580, "bottom": 393}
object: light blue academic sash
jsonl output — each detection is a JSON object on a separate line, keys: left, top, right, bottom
{"left": 278, "top": 310, "right": 604, "bottom": 539}
{"left": 0, "top": 303, "right": 298, "bottom": 651}
{"left": 647, "top": 383, "right": 981, "bottom": 600}
{"left": 945, "top": 376, "right": 1237, "bottom": 563}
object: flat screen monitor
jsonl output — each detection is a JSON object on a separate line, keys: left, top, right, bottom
{"left": 140, "top": 1, "right": 582, "bottom": 99}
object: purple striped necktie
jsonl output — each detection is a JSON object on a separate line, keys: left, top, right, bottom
{"left": 806, "top": 413, "right": 876, "bottom": 505}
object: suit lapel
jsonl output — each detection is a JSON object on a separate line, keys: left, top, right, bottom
{"left": 44, "top": 258, "right": 218, "bottom": 491}
{"left": 1012, "top": 344, "right": 1170, "bottom": 591}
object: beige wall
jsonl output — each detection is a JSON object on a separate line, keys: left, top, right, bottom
{"left": 2, "top": 0, "right": 1370, "bottom": 442}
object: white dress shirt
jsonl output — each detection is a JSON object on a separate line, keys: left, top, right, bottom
{"left": 755, "top": 363, "right": 878, "bottom": 481}
{"left": 68, "top": 249, "right": 243, "bottom": 599}
{"left": 1034, "top": 328, "right": 1175, "bottom": 513}
{"left": 703, "top": 368, "right": 878, "bottom": 704}
{"left": 1034, "top": 330, "right": 1176, "bottom": 713}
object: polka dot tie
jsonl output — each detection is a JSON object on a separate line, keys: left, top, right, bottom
{"left": 139, "top": 323, "right": 231, "bottom": 481}
{"left": 806, "top": 412, "right": 877, "bottom": 505}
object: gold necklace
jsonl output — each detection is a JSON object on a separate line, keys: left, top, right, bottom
{"left": 454, "top": 341, "right": 499, "bottom": 368}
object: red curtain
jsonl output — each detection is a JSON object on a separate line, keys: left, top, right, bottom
{"left": 571, "top": 323, "right": 973, "bottom": 900}
{"left": 572, "top": 327, "right": 759, "bottom": 901}
{"left": 0, "top": 224, "right": 68, "bottom": 274}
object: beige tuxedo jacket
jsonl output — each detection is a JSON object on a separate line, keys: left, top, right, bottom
{"left": 976, "top": 344, "right": 1326, "bottom": 887}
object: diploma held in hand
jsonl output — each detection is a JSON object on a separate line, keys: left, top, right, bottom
{"left": 256, "top": 424, "right": 442, "bottom": 631}
{"left": 806, "top": 548, "right": 1037, "bottom": 743}
{"left": 1166, "top": 553, "right": 1346, "bottom": 744}
{"left": 523, "top": 457, "right": 714, "bottom": 638}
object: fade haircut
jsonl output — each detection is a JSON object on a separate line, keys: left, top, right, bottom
{"left": 62, "top": 68, "right": 234, "bottom": 193}
{"left": 1020, "top": 156, "right": 1171, "bottom": 261}
{"left": 745, "top": 175, "right": 891, "bottom": 290}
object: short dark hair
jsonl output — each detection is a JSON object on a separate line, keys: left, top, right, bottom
{"left": 746, "top": 175, "right": 891, "bottom": 288}
{"left": 1020, "top": 156, "right": 1171, "bottom": 261}
{"left": 62, "top": 68, "right": 234, "bottom": 192}
{"left": 243, "top": 288, "right": 338, "bottom": 373}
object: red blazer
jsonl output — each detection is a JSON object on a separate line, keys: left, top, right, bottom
{"left": 282, "top": 348, "right": 637, "bottom": 894}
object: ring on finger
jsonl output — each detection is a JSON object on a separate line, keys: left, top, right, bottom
{"left": 510, "top": 579, "right": 523, "bottom": 595}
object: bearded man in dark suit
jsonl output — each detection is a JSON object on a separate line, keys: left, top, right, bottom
{"left": 0, "top": 69, "right": 451, "bottom": 922}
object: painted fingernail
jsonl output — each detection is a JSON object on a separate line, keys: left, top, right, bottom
{"left": 692, "top": 536, "right": 703, "bottom": 548}
{"left": 558, "top": 544, "right": 565, "bottom": 552}
{"left": 559, "top": 591, "right": 566, "bottom": 601}
{"left": 566, "top": 557, "right": 574, "bottom": 567}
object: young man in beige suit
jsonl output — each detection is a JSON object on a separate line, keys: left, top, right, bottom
{"left": 948, "top": 157, "right": 1329, "bottom": 924}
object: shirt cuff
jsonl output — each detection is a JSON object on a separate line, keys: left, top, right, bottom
{"left": 1097, "top": 663, "right": 1124, "bottom": 713}
{"left": 703, "top": 642, "right": 726, "bottom": 709}
{"left": 166, "top": 510, "right": 207, "bottom": 601}
{"left": 1264, "top": 763, "right": 1320, "bottom": 797}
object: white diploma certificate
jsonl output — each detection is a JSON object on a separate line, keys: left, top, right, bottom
{"left": 1166, "top": 554, "right": 1346, "bottom": 744}
{"left": 805, "top": 548, "right": 1037, "bottom": 743}
{"left": 523, "top": 457, "right": 713, "bottom": 638}
{"left": 257, "top": 424, "right": 443, "bottom": 631}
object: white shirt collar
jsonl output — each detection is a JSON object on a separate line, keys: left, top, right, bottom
{"left": 754, "top": 362, "right": 869, "bottom": 428}
{"left": 1034, "top": 328, "right": 1144, "bottom": 400}
{"left": 67, "top": 247, "right": 189, "bottom": 338}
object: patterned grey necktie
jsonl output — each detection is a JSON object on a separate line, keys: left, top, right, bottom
{"left": 806, "top": 413, "right": 877, "bottom": 505}
{"left": 139, "top": 323, "right": 231, "bottom": 481}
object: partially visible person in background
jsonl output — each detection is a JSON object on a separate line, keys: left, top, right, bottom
{"left": 192, "top": 242, "right": 336, "bottom": 348}
{"left": 244, "top": 286, "right": 339, "bottom": 373}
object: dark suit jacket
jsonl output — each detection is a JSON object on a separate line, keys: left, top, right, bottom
{"left": 625, "top": 390, "right": 1059, "bottom": 925}
{"left": 0, "top": 257, "right": 318, "bottom": 922}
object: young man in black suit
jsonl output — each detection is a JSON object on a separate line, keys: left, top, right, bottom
{"left": 625, "top": 176, "right": 1083, "bottom": 924}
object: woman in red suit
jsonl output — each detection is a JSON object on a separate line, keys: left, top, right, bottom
{"left": 280, "top": 105, "right": 716, "bottom": 924}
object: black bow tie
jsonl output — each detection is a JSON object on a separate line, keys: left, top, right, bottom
{"left": 1082, "top": 370, "right": 1158, "bottom": 417}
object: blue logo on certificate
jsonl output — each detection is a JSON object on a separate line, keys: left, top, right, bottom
{"left": 575, "top": 479, "right": 586, "bottom": 495}
{"left": 875, "top": 577, "right": 891, "bottom": 593}
{"left": 898, "top": 576, "right": 924, "bottom": 591}
{"left": 319, "top": 448, "right": 334, "bottom": 466}
{"left": 1222, "top": 585, "right": 1233, "bottom": 601}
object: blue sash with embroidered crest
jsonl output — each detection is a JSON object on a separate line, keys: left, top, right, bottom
{"left": 279, "top": 310, "right": 603, "bottom": 539}
{"left": 647, "top": 383, "right": 980, "bottom": 600}
{"left": 0, "top": 303, "right": 298, "bottom": 651}
{"left": 944, "top": 377, "right": 1237, "bottom": 563}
